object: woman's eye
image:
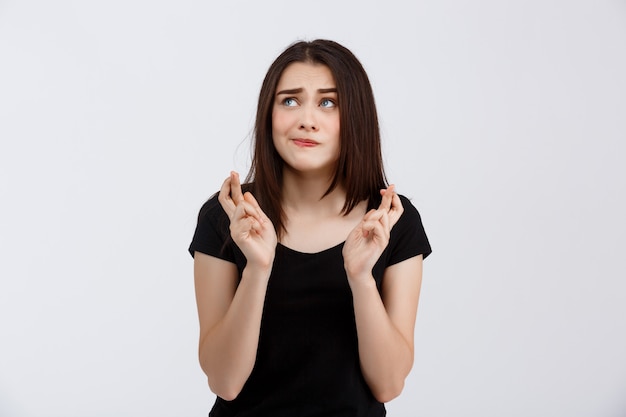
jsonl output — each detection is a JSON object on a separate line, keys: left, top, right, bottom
{"left": 283, "top": 98, "right": 298, "bottom": 107}
{"left": 320, "top": 98, "right": 336, "bottom": 108}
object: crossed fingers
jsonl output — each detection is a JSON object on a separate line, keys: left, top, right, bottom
{"left": 218, "top": 171, "right": 244, "bottom": 218}
{"left": 378, "top": 184, "right": 404, "bottom": 228}
{"left": 219, "top": 171, "right": 266, "bottom": 224}
{"left": 360, "top": 185, "right": 404, "bottom": 239}
{"left": 217, "top": 172, "right": 277, "bottom": 266}
{"left": 361, "top": 208, "right": 389, "bottom": 239}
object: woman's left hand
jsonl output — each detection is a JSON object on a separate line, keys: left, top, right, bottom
{"left": 342, "top": 185, "right": 404, "bottom": 284}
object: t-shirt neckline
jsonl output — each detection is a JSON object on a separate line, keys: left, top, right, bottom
{"left": 277, "top": 241, "right": 345, "bottom": 256}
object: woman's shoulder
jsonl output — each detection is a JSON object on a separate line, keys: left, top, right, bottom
{"left": 389, "top": 193, "right": 432, "bottom": 260}
{"left": 190, "top": 190, "right": 240, "bottom": 262}
{"left": 368, "top": 192, "right": 422, "bottom": 217}
{"left": 397, "top": 194, "right": 423, "bottom": 220}
{"left": 197, "top": 191, "right": 222, "bottom": 219}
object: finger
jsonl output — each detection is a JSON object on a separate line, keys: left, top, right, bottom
{"left": 361, "top": 221, "right": 374, "bottom": 238}
{"left": 218, "top": 175, "right": 237, "bottom": 217}
{"left": 378, "top": 184, "right": 395, "bottom": 211}
{"left": 362, "top": 208, "right": 383, "bottom": 224}
{"left": 231, "top": 216, "right": 261, "bottom": 239}
{"left": 366, "top": 209, "right": 390, "bottom": 234}
{"left": 388, "top": 192, "right": 404, "bottom": 227}
{"left": 230, "top": 171, "right": 244, "bottom": 204}
{"left": 362, "top": 215, "right": 388, "bottom": 242}
{"left": 243, "top": 192, "right": 267, "bottom": 223}
{"left": 233, "top": 199, "right": 263, "bottom": 224}
{"left": 361, "top": 209, "right": 385, "bottom": 228}
{"left": 379, "top": 207, "right": 390, "bottom": 234}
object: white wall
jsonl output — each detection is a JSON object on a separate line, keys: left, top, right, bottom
{"left": 1, "top": 1, "right": 625, "bottom": 416}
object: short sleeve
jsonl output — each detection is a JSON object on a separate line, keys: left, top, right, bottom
{"left": 385, "top": 195, "right": 432, "bottom": 266}
{"left": 188, "top": 193, "right": 240, "bottom": 264}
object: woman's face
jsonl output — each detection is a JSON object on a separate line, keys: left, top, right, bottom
{"left": 271, "top": 62, "right": 340, "bottom": 178}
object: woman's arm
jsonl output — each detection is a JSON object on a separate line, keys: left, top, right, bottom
{"left": 193, "top": 172, "right": 277, "bottom": 400}
{"left": 194, "top": 253, "right": 271, "bottom": 401}
{"left": 343, "top": 186, "right": 423, "bottom": 402}
{"left": 348, "top": 255, "right": 423, "bottom": 403}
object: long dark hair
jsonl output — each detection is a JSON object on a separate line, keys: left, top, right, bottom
{"left": 246, "top": 39, "right": 387, "bottom": 237}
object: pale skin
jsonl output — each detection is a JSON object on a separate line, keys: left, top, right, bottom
{"left": 193, "top": 62, "right": 423, "bottom": 403}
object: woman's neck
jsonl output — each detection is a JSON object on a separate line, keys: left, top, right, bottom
{"left": 281, "top": 168, "right": 347, "bottom": 216}
{"left": 278, "top": 167, "right": 369, "bottom": 252}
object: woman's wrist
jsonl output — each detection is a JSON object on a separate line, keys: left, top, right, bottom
{"left": 244, "top": 260, "right": 274, "bottom": 281}
{"left": 345, "top": 270, "right": 377, "bottom": 292}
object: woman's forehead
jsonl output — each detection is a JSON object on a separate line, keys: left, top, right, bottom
{"left": 276, "top": 62, "right": 336, "bottom": 91}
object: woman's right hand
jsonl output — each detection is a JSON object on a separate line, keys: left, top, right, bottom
{"left": 218, "top": 171, "right": 277, "bottom": 270}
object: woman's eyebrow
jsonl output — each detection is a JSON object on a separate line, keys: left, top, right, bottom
{"left": 276, "top": 87, "right": 337, "bottom": 95}
{"left": 276, "top": 88, "right": 303, "bottom": 95}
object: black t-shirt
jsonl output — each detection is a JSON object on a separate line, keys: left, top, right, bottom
{"left": 189, "top": 192, "right": 431, "bottom": 417}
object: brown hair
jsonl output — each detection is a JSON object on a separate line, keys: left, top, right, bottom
{"left": 245, "top": 39, "right": 387, "bottom": 237}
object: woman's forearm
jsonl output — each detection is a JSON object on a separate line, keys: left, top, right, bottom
{"left": 199, "top": 264, "right": 271, "bottom": 400}
{"left": 349, "top": 277, "right": 414, "bottom": 403}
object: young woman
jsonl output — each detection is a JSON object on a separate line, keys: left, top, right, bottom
{"left": 189, "top": 39, "right": 431, "bottom": 417}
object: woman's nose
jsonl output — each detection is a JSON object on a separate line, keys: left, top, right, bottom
{"left": 299, "top": 106, "right": 318, "bottom": 131}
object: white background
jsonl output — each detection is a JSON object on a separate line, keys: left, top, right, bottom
{"left": 1, "top": 0, "right": 625, "bottom": 416}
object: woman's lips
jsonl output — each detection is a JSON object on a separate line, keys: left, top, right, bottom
{"left": 292, "top": 139, "right": 319, "bottom": 147}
